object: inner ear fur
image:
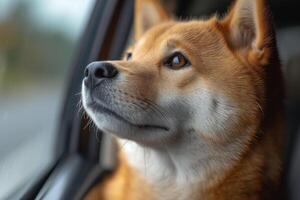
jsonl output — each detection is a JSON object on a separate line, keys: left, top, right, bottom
{"left": 135, "top": 0, "right": 171, "bottom": 40}
{"left": 218, "top": 0, "right": 276, "bottom": 66}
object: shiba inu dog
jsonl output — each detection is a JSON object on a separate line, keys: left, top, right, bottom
{"left": 82, "top": 0, "right": 285, "bottom": 199}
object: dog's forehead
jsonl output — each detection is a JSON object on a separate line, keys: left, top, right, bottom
{"left": 134, "top": 20, "right": 220, "bottom": 55}
{"left": 134, "top": 22, "right": 175, "bottom": 52}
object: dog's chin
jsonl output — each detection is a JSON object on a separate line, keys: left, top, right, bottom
{"left": 83, "top": 104, "right": 173, "bottom": 145}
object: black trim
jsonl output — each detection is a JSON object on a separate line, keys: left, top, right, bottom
{"left": 57, "top": 0, "right": 109, "bottom": 156}
{"left": 34, "top": 0, "right": 133, "bottom": 199}
{"left": 35, "top": 155, "right": 93, "bottom": 200}
{"left": 7, "top": 160, "right": 59, "bottom": 200}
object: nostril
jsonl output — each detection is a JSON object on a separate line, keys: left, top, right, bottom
{"left": 94, "top": 63, "right": 118, "bottom": 79}
{"left": 108, "top": 66, "right": 118, "bottom": 78}
{"left": 103, "top": 65, "right": 118, "bottom": 78}
{"left": 84, "top": 68, "right": 89, "bottom": 78}
{"left": 94, "top": 67, "right": 105, "bottom": 79}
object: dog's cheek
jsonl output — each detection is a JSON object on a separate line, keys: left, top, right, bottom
{"left": 187, "top": 87, "right": 238, "bottom": 141}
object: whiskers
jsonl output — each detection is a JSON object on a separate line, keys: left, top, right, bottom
{"left": 143, "top": 98, "right": 169, "bottom": 122}
{"left": 113, "top": 88, "right": 170, "bottom": 123}
{"left": 77, "top": 99, "right": 84, "bottom": 115}
{"left": 255, "top": 100, "right": 264, "bottom": 117}
{"left": 76, "top": 92, "right": 84, "bottom": 115}
{"left": 83, "top": 116, "right": 93, "bottom": 129}
{"left": 82, "top": 114, "right": 101, "bottom": 142}
{"left": 76, "top": 92, "right": 101, "bottom": 142}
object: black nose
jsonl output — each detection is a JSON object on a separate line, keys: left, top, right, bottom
{"left": 84, "top": 62, "right": 118, "bottom": 87}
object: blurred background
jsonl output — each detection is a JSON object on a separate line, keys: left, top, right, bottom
{"left": 0, "top": 0, "right": 95, "bottom": 198}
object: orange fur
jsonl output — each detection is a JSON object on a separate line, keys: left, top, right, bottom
{"left": 84, "top": 0, "right": 285, "bottom": 199}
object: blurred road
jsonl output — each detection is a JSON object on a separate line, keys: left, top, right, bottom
{"left": 0, "top": 87, "right": 63, "bottom": 199}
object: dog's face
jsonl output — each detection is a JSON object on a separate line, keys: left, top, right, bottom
{"left": 82, "top": 0, "right": 273, "bottom": 146}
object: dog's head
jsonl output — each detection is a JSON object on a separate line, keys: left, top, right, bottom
{"left": 82, "top": 0, "right": 281, "bottom": 146}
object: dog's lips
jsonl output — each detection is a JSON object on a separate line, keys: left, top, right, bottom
{"left": 85, "top": 99, "right": 169, "bottom": 132}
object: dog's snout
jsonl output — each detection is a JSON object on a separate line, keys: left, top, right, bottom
{"left": 84, "top": 62, "right": 118, "bottom": 87}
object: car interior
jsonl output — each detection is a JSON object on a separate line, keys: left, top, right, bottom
{"left": 1, "top": 0, "right": 299, "bottom": 199}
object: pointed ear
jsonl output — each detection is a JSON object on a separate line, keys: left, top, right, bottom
{"left": 135, "top": 0, "right": 171, "bottom": 40}
{"left": 220, "top": 0, "right": 275, "bottom": 65}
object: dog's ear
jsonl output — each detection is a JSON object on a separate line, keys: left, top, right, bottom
{"left": 219, "top": 0, "right": 275, "bottom": 65}
{"left": 135, "top": 0, "right": 171, "bottom": 40}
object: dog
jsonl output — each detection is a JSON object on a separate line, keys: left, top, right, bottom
{"left": 82, "top": 0, "right": 285, "bottom": 199}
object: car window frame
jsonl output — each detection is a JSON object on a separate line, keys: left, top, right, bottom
{"left": 11, "top": 0, "right": 133, "bottom": 199}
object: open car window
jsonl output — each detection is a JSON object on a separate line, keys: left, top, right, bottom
{"left": 0, "top": 0, "right": 95, "bottom": 199}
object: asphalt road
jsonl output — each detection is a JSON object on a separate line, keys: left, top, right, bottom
{"left": 0, "top": 87, "right": 63, "bottom": 199}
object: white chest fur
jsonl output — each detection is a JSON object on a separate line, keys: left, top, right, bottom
{"left": 118, "top": 133, "right": 247, "bottom": 200}
{"left": 118, "top": 139, "right": 197, "bottom": 200}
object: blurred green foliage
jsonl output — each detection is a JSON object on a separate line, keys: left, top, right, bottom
{"left": 0, "top": 1, "right": 76, "bottom": 88}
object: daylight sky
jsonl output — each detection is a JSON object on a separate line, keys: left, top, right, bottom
{"left": 0, "top": 0, "right": 95, "bottom": 39}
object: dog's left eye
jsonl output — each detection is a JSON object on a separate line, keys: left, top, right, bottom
{"left": 163, "top": 52, "right": 190, "bottom": 70}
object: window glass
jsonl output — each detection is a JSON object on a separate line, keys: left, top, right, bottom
{"left": 0, "top": 0, "right": 95, "bottom": 198}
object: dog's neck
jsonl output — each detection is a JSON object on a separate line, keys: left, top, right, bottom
{"left": 117, "top": 130, "right": 250, "bottom": 199}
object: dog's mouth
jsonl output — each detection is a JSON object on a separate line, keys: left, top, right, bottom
{"left": 86, "top": 100, "right": 169, "bottom": 132}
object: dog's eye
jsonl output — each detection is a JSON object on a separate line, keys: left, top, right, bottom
{"left": 163, "top": 52, "right": 190, "bottom": 70}
{"left": 126, "top": 52, "right": 132, "bottom": 60}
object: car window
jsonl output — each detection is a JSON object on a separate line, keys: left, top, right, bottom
{"left": 0, "top": 0, "right": 95, "bottom": 198}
